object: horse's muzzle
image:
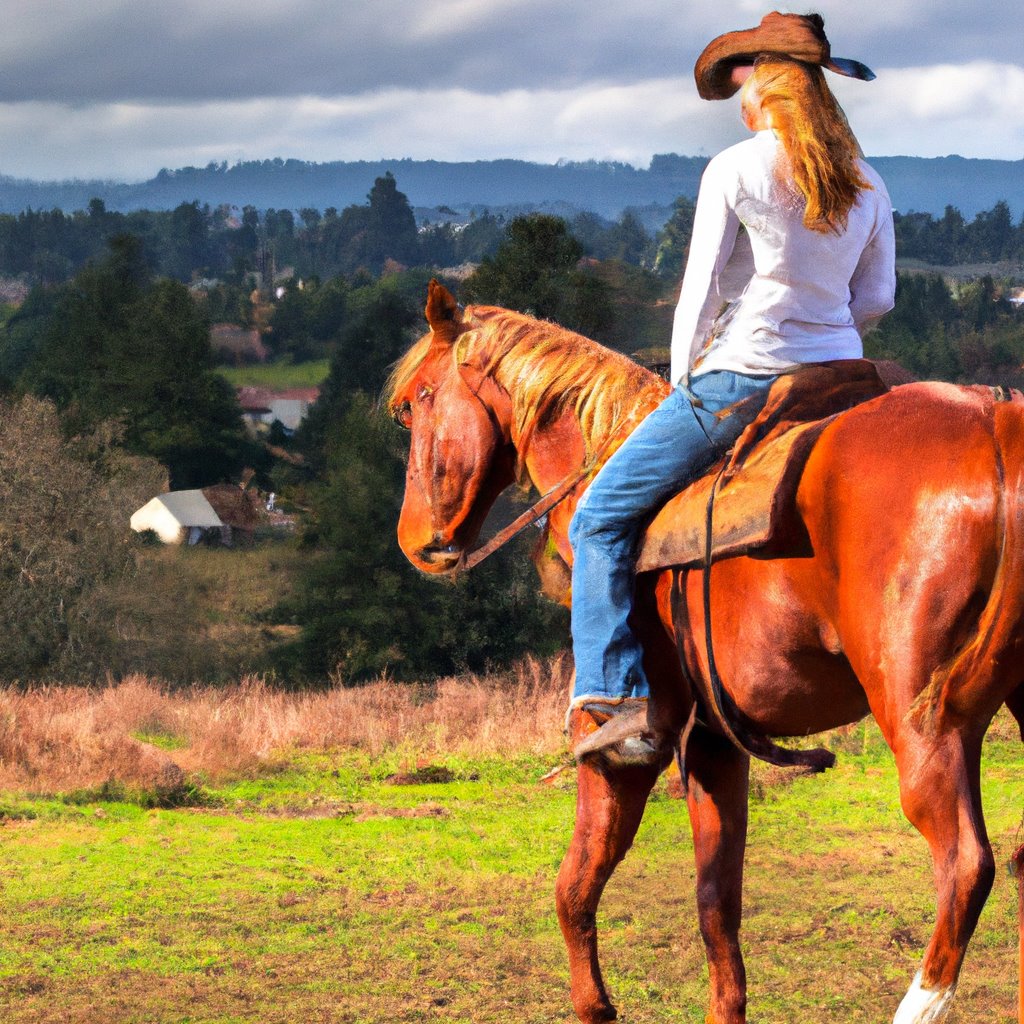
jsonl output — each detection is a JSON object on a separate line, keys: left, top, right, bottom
{"left": 414, "top": 541, "right": 463, "bottom": 573}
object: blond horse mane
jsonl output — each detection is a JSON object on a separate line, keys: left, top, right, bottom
{"left": 386, "top": 306, "right": 668, "bottom": 462}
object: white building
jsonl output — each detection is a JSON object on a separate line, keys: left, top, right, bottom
{"left": 130, "top": 490, "right": 224, "bottom": 545}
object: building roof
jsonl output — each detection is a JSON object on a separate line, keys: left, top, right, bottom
{"left": 236, "top": 386, "right": 275, "bottom": 412}
{"left": 133, "top": 490, "right": 223, "bottom": 529}
{"left": 277, "top": 387, "right": 320, "bottom": 403}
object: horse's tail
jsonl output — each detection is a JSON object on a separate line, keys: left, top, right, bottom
{"left": 915, "top": 392, "right": 1024, "bottom": 736}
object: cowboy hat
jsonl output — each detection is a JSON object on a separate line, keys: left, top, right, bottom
{"left": 695, "top": 12, "right": 874, "bottom": 100}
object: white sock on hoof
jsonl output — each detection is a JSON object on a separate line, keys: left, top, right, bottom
{"left": 892, "top": 971, "right": 954, "bottom": 1024}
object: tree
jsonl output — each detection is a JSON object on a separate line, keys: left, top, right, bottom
{"left": 15, "top": 235, "right": 253, "bottom": 487}
{"left": 455, "top": 212, "right": 505, "bottom": 262}
{"left": 165, "top": 201, "right": 211, "bottom": 281}
{"left": 313, "top": 173, "right": 421, "bottom": 277}
{"left": 0, "top": 396, "right": 167, "bottom": 680}
{"left": 653, "top": 196, "right": 696, "bottom": 280}
{"left": 298, "top": 276, "right": 422, "bottom": 460}
{"left": 462, "top": 215, "right": 613, "bottom": 337}
{"left": 605, "top": 211, "right": 652, "bottom": 265}
{"left": 365, "top": 172, "right": 419, "bottom": 268}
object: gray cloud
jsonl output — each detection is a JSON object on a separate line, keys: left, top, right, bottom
{"left": 0, "top": 0, "right": 1018, "bottom": 105}
{"left": 0, "top": 61, "right": 1021, "bottom": 184}
{"left": 0, "top": 0, "right": 1019, "bottom": 180}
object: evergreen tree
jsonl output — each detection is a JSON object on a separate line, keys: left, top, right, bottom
{"left": 455, "top": 212, "right": 504, "bottom": 263}
{"left": 14, "top": 235, "right": 252, "bottom": 487}
{"left": 462, "top": 214, "right": 613, "bottom": 337}
{"left": 653, "top": 196, "right": 696, "bottom": 280}
{"left": 298, "top": 276, "right": 421, "bottom": 461}
{"left": 365, "top": 172, "right": 419, "bottom": 268}
{"left": 165, "top": 201, "right": 211, "bottom": 281}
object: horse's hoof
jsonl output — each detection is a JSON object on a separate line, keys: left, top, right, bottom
{"left": 892, "top": 971, "right": 955, "bottom": 1023}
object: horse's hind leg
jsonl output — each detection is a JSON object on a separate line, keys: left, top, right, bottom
{"left": 685, "top": 727, "right": 750, "bottom": 1024}
{"left": 556, "top": 757, "right": 660, "bottom": 1023}
{"left": 890, "top": 727, "right": 994, "bottom": 1024}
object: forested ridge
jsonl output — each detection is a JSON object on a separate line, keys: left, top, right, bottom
{"left": 0, "top": 150, "right": 1022, "bottom": 221}
{"left": 0, "top": 171, "right": 1022, "bottom": 686}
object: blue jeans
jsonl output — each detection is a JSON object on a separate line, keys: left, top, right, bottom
{"left": 568, "top": 370, "right": 776, "bottom": 703}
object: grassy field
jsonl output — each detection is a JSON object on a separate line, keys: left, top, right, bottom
{"left": 0, "top": 664, "right": 1020, "bottom": 1023}
{"left": 218, "top": 360, "right": 330, "bottom": 391}
{"left": 118, "top": 540, "right": 309, "bottom": 684}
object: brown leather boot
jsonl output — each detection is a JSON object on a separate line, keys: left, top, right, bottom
{"left": 568, "top": 698, "right": 672, "bottom": 768}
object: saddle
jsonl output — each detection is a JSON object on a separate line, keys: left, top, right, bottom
{"left": 635, "top": 359, "right": 891, "bottom": 572}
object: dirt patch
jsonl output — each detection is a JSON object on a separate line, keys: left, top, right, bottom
{"left": 354, "top": 803, "right": 448, "bottom": 822}
{"left": 261, "top": 802, "right": 358, "bottom": 819}
{"left": 889, "top": 926, "right": 925, "bottom": 951}
{"left": 384, "top": 765, "right": 457, "bottom": 785}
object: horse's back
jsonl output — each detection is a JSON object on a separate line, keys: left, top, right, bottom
{"left": 799, "top": 380, "right": 1005, "bottom": 549}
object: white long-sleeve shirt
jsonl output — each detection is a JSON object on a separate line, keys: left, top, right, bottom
{"left": 669, "top": 130, "right": 896, "bottom": 386}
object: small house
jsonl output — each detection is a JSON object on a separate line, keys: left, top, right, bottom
{"left": 130, "top": 490, "right": 225, "bottom": 545}
{"left": 236, "top": 386, "right": 319, "bottom": 434}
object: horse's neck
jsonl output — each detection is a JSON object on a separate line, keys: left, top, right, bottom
{"left": 519, "top": 406, "right": 589, "bottom": 496}
{"left": 518, "top": 381, "right": 667, "bottom": 562}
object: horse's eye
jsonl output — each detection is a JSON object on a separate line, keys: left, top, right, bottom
{"left": 416, "top": 384, "right": 434, "bottom": 403}
{"left": 393, "top": 401, "right": 412, "bottom": 429}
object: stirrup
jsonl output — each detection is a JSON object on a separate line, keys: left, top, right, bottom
{"left": 571, "top": 701, "right": 667, "bottom": 767}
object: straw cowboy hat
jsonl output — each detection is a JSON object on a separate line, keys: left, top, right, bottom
{"left": 694, "top": 11, "right": 874, "bottom": 100}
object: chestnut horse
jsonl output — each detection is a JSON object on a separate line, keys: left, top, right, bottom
{"left": 388, "top": 281, "right": 1024, "bottom": 1024}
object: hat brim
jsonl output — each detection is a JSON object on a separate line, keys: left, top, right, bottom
{"left": 695, "top": 12, "right": 874, "bottom": 100}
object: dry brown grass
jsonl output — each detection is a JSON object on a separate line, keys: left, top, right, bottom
{"left": 4, "top": 654, "right": 1015, "bottom": 804}
{"left": 0, "top": 653, "right": 574, "bottom": 798}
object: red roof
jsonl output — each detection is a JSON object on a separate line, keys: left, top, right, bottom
{"left": 277, "top": 387, "right": 320, "bottom": 403}
{"left": 236, "top": 386, "right": 274, "bottom": 412}
{"left": 235, "top": 386, "right": 320, "bottom": 410}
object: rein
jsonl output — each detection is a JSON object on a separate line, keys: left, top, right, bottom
{"left": 462, "top": 432, "right": 617, "bottom": 571}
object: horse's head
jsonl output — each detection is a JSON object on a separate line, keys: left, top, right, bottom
{"left": 388, "top": 280, "right": 518, "bottom": 575}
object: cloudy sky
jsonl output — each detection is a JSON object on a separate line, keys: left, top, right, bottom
{"left": 1, "top": 0, "right": 1022, "bottom": 182}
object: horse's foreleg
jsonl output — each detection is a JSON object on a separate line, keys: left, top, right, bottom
{"left": 685, "top": 727, "right": 751, "bottom": 1024}
{"left": 556, "top": 757, "right": 659, "bottom": 1023}
{"left": 891, "top": 729, "right": 994, "bottom": 1024}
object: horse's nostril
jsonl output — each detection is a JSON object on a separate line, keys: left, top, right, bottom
{"left": 414, "top": 540, "right": 462, "bottom": 572}
{"left": 427, "top": 534, "right": 458, "bottom": 555}
{"left": 423, "top": 542, "right": 459, "bottom": 558}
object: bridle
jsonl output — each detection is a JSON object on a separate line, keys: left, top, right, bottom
{"left": 412, "top": 355, "right": 622, "bottom": 571}
{"left": 456, "top": 359, "right": 619, "bottom": 569}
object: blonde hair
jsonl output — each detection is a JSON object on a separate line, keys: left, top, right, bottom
{"left": 750, "top": 56, "right": 871, "bottom": 233}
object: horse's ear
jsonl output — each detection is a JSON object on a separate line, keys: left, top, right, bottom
{"left": 425, "top": 279, "right": 463, "bottom": 345}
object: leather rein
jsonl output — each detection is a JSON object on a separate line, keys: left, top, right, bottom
{"left": 461, "top": 432, "right": 616, "bottom": 571}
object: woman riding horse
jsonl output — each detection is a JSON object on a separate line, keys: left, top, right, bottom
{"left": 389, "top": 14, "right": 1013, "bottom": 1023}
{"left": 569, "top": 13, "right": 894, "bottom": 766}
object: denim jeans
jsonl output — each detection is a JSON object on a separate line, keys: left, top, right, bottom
{"left": 568, "top": 370, "right": 777, "bottom": 703}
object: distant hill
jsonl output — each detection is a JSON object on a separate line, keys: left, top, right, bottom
{"left": 0, "top": 153, "right": 1020, "bottom": 224}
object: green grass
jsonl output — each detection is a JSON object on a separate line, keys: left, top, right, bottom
{"left": 217, "top": 360, "right": 330, "bottom": 390}
{"left": 0, "top": 729, "right": 1020, "bottom": 1022}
